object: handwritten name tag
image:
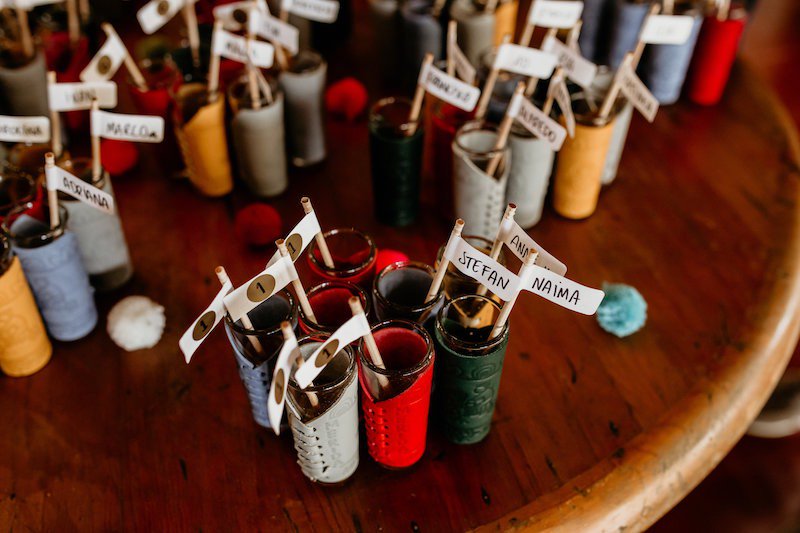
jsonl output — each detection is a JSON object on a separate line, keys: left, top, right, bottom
{"left": 549, "top": 71, "right": 575, "bottom": 137}
{"left": 294, "top": 313, "right": 371, "bottom": 388}
{"left": 80, "top": 30, "right": 127, "bottom": 83}
{"left": 250, "top": 11, "right": 300, "bottom": 55}
{"left": 45, "top": 165, "right": 115, "bottom": 215}
{"left": 451, "top": 40, "right": 476, "bottom": 85}
{"left": 91, "top": 110, "right": 165, "bottom": 143}
{"left": 48, "top": 81, "right": 117, "bottom": 111}
{"left": 267, "top": 211, "right": 323, "bottom": 266}
{"left": 179, "top": 280, "right": 232, "bottom": 363}
{"left": 619, "top": 63, "right": 659, "bottom": 122}
{"left": 420, "top": 63, "right": 481, "bottom": 112}
{"left": 0, "top": 115, "right": 50, "bottom": 143}
{"left": 528, "top": 0, "right": 584, "bottom": 29}
{"left": 542, "top": 34, "right": 597, "bottom": 88}
{"left": 640, "top": 14, "right": 695, "bottom": 45}
{"left": 495, "top": 44, "right": 558, "bottom": 78}
{"left": 222, "top": 255, "right": 297, "bottom": 322}
{"left": 444, "top": 236, "right": 521, "bottom": 302}
{"left": 283, "top": 0, "right": 339, "bottom": 23}
{"left": 498, "top": 216, "right": 567, "bottom": 275}
{"left": 267, "top": 330, "right": 299, "bottom": 433}
{"left": 213, "top": 27, "right": 275, "bottom": 68}
{"left": 508, "top": 93, "right": 566, "bottom": 151}
{"left": 523, "top": 266, "right": 604, "bottom": 315}
{"left": 138, "top": 0, "right": 185, "bottom": 35}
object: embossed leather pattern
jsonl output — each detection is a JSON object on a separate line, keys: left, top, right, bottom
{"left": 359, "top": 362, "right": 434, "bottom": 468}
{"left": 225, "top": 324, "right": 275, "bottom": 429}
{"left": 452, "top": 130, "right": 509, "bottom": 239}
{"left": 433, "top": 328, "right": 509, "bottom": 444}
{"left": 231, "top": 94, "right": 288, "bottom": 197}
{"left": 0, "top": 257, "right": 52, "bottom": 376}
{"left": 11, "top": 222, "right": 97, "bottom": 342}
{"left": 507, "top": 134, "right": 554, "bottom": 229}
{"left": 288, "top": 376, "right": 359, "bottom": 484}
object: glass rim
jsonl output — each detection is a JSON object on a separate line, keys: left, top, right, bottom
{"left": 369, "top": 96, "right": 418, "bottom": 129}
{"left": 0, "top": 167, "right": 36, "bottom": 213}
{"left": 308, "top": 227, "right": 377, "bottom": 276}
{"left": 284, "top": 49, "right": 326, "bottom": 76}
{"left": 454, "top": 120, "right": 505, "bottom": 158}
{"left": 358, "top": 319, "right": 434, "bottom": 378}
{"left": 300, "top": 280, "right": 372, "bottom": 330}
{"left": 1, "top": 202, "right": 68, "bottom": 246}
{"left": 373, "top": 260, "right": 442, "bottom": 314}
{"left": 227, "top": 72, "right": 281, "bottom": 109}
{"left": 289, "top": 333, "right": 356, "bottom": 394}
{"left": 436, "top": 294, "right": 509, "bottom": 349}
{"left": 224, "top": 288, "right": 297, "bottom": 335}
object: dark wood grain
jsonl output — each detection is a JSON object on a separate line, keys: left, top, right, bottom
{"left": 1, "top": 1, "right": 800, "bottom": 531}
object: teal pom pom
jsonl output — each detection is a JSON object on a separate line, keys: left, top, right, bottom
{"left": 596, "top": 283, "right": 647, "bottom": 338}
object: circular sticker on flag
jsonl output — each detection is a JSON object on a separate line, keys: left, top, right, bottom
{"left": 285, "top": 233, "right": 304, "bottom": 261}
{"left": 315, "top": 339, "right": 340, "bottom": 368}
{"left": 233, "top": 8, "right": 248, "bottom": 24}
{"left": 274, "top": 368, "right": 285, "bottom": 403}
{"left": 246, "top": 274, "right": 276, "bottom": 303}
{"left": 157, "top": 0, "right": 170, "bottom": 15}
{"left": 97, "top": 55, "right": 112, "bottom": 75}
{"left": 191, "top": 310, "right": 217, "bottom": 341}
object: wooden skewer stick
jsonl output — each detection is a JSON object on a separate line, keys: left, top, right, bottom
{"left": 277, "top": 238, "right": 318, "bottom": 323}
{"left": 567, "top": 20, "right": 582, "bottom": 51}
{"left": 348, "top": 296, "right": 390, "bottom": 389}
{"left": 407, "top": 53, "right": 434, "bottom": 137}
{"left": 490, "top": 251, "right": 537, "bottom": 338}
{"left": 598, "top": 52, "right": 633, "bottom": 121}
{"left": 254, "top": 67, "right": 274, "bottom": 105}
{"left": 90, "top": 99, "right": 102, "bottom": 181}
{"left": 78, "top": 0, "right": 90, "bottom": 24}
{"left": 431, "top": 0, "right": 446, "bottom": 17}
{"left": 486, "top": 82, "right": 525, "bottom": 177}
{"left": 47, "top": 71, "right": 63, "bottom": 157}
{"left": 301, "top": 197, "right": 335, "bottom": 269}
{"left": 519, "top": 0, "right": 537, "bottom": 45}
{"left": 183, "top": 0, "right": 202, "bottom": 69}
{"left": 207, "top": 20, "right": 223, "bottom": 101}
{"left": 15, "top": 6, "right": 33, "bottom": 60}
{"left": 216, "top": 266, "right": 265, "bottom": 354}
{"left": 44, "top": 153, "right": 60, "bottom": 230}
{"left": 66, "top": 0, "right": 80, "bottom": 45}
{"left": 542, "top": 66, "right": 562, "bottom": 115}
{"left": 425, "top": 219, "right": 465, "bottom": 303}
{"left": 524, "top": 27, "right": 557, "bottom": 97}
{"left": 632, "top": 4, "right": 661, "bottom": 68}
{"left": 245, "top": 34, "right": 261, "bottom": 110}
{"left": 475, "top": 34, "right": 511, "bottom": 120}
{"left": 485, "top": 0, "right": 499, "bottom": 14}
{"left": 476, "top": 203, "right": 516, "bottom": 298}
{"left": 281, "top": 321, "right": 319, "bottom": 406}
{"left": 102, "top": 23, "right": 147, "bottom": 92}
{"left": 717, "top": 0, "right": 730, "bottom": 21}
{"left": 446, "top": 20, "right": 457, "bottom": 77}
{"left": 662, "top": 0, "right": 674, "bottom": 16}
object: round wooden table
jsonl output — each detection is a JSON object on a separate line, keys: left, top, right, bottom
{"left": 2, "top": 11, "right": 800, "bottom": 532}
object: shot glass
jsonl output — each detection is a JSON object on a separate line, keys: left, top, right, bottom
{"left": 450, "top": 0, "right": 495, "bottom": 67}
{"left": 358, "top": 319, "right": 435, "bottom": 469}
{"left": 2, "top": 202, "right": 97, "bottom": 342}
{"left": 128, "top": 56, "right": 182, "bottom": 118}
{"left": 0, "top": 49, "right": 49, "bottom": 117}
{"left": 279, "top": 50, "right": 327, "bottom": 167}
{"left": 0, "top": 165, "right": 38, "bottom": 222}
{"left": 400, "top": 0, "right": 442, "bottom": 91}
{"left": 227, "top": 74, "right": 288, "bottom": 197}
{"left": 372, "top": 261, "right": 443, "bottom": 326}
{"left": 433, "top": 294, "right": 509, "bottom": 444}
{"left": 307, "top": 228, "right": 378, "bottom": 289}
{"left": 6, "top": 142, "right": 69, "bottom": 179}
{"left": 171, "top": 81, "right": 234, "bottom": 197}
{"left": 452, "top": 120, "right": 509, "bottom": 239}
{"left": 224, "top": 289, "right": 297, "bottom": 429}
{"left": 506, "top": 121, "right": 555, "bottom": 228}
{"left": 58, "top": 157, "right": 133, "bottom": 291}
{"left": 606, "top": 0, "right": 650, "bottom": 69}
{"left": 435, "top": 234, "right": 506, "bottom": 304}
{"left": 299, "top": 281, "right": 371, "bottom": 336}
{"left": 0, "top": 233, "right": 52, "bottom": 377}
{"left": 586, "top": 67, "right": 635, "bottom": 186}
{"left": 369, "top": 97, "right": 424, "bottom": 227}
{"left": 287, "top": 334, "right": 360, "bottom": 485}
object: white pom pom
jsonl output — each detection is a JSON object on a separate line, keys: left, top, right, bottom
{"left": 107, "top": 296, "right": 166, "bottom": 351}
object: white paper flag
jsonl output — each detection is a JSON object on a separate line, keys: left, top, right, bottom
{"left": 443, "top": 235, "right": 522, "bottom": 302}
{"left": 528, "top": 0, "right": 584, "bottom": 29}
{"left": 138, "top": 0, "right": 186, "bottom": 35}
{"left": 179, "top": 280, "right": 233, "bottom": 363}
{"left": 250, "top": 11, "right": 300, "bottom": 55}
{"left": 495, "top": 44, "right": 558, "bottom": 79}
{"left": 294, "top": 313, "right": 371, "bottom": 388}
{"left": 9, "top": 0, "right": 65, "bottom": 8}
{"left": 523, "top": 265, "right": 604, "bottom": 315}
{"left": 48, "top": 81, "right": 117, "bottom": 112}
{"left": 214, "top": 0, "right": 270, "bottom": 31}
{"left": 640, "top": 14, "right": 695, "bottom": 45}
{"left": 507, "top": 93, "right": 566, "bottom": 151}
{"left": 549, "top": 71, "right": 575, "bottom": 137}
{"left": 222, "top": 255, "right": 297, "bottom": 322}
{"left": 91, "top": 110, "right": 165, "bottom": 143}
{"left": 212, "top": 27, "right": 275, "bottom": 68}
{"left": 419, "top": 62, "right": 481, "bottom": 112}
{"left": 619, "top": 63, "right": 659, "bottom": 122}
{"left": 542, "top": 34, "right": 597, "bottom": 89}
{"left": 451, "top": 40, "right": 476, "bottom": 85}
{"left": 80, "top": 31, "right": 127, "bottom": 83}
{"left": 0, "top": 115, "right": 50, "bottom": 143}
{"left": 497, "top": 216, "right": 567, "bottom": 275}
{"left": 267, "top": 211, "right": 323, "bottom": 266}
{"left": 283, "top": 0, "right": 339, "bottom": 23}
{"left": 45, "top": 165, "right": 115, "bottom": 215}
{"left": 267, "top": 331, "right": 300, "bottom": 433}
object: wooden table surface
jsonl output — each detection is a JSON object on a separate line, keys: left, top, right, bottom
{"left": 2, "top": 2, "right": 800, "bottom": 531}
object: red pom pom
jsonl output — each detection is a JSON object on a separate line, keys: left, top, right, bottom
{"left": 376, "top": 249, "right": 409, "bottom": 273}
{"left": 101, "top": 139, "right": 139, "bottom": 176}
{"left": 325, "top": 77, "right": 368, "bottom": 121}
{"left": 235, "top": 203, "right": 282, "bottom": 247}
